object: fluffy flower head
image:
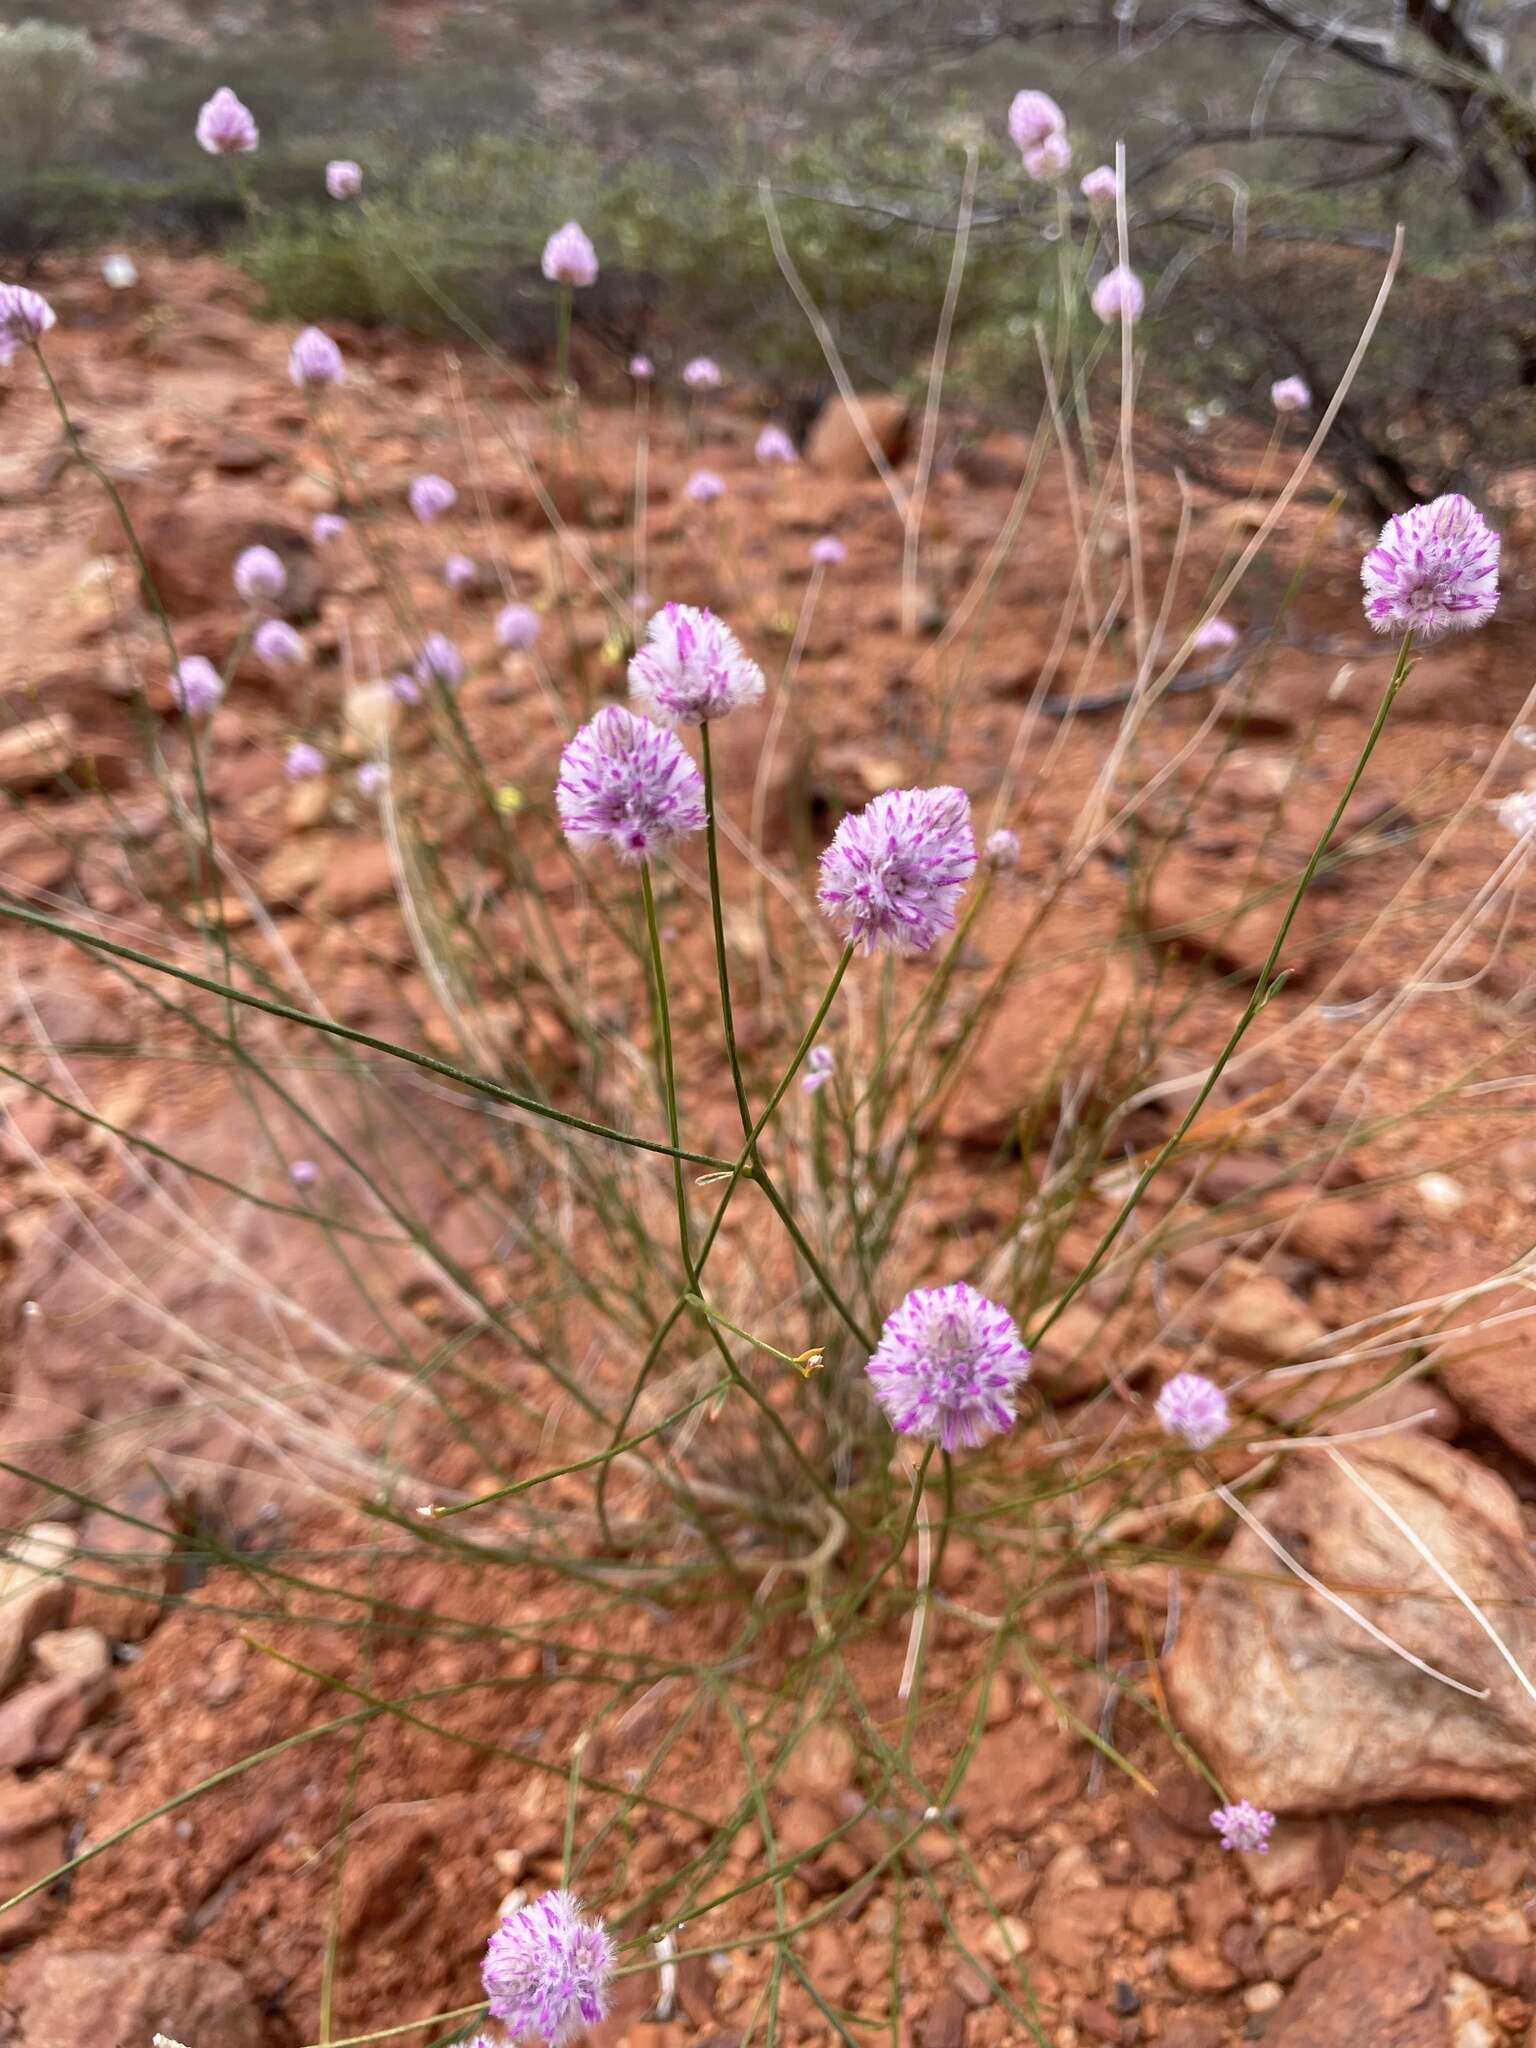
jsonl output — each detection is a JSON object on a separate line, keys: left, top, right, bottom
{"left": 288, "top": 1158, "right": 320, "bottom": 1187}
{"left": 818, "top": 785, "right": 977, "bottom": 955}
{"left": 1361, "top": 493, "right": 1499, "bottom": 641}
{"left": 312, "top": 513, "right": 349, "bottom": 545}
{"left": 443, "top": 553, "right": 479, "bottom": 593}
{"left": 285, "top": 741, "right": 326, "bottom": 781}
{"left": 684, "top": 469, "right": 725, "bottom": 504}
{"left": 1211, "top": 1801, "right": 1275, "bottom": 1855}
{"left": 171, "top": 657, "right": 223, "bottom": 719}
{"left": 1023, "top": 131, "right": 1072, "bottom": 182}
{"left": 0, "top": 284, "right": 54, "bottom": 347}
{"left": 254, "top": 619, "right": 306, "bottom": 673}
{"left": 867, "top": 1283, "right": 1031, "bottom": 1452}
{"left": 810, "top": 534, "right": 846, "bottom": 567}
{"left": 1091, "top": 264, "right": 1144, "bottom": 325}
{"left": 289, "top": 327, "right": 345, "bottom": 390}
{"left": 1499, "top": 789, "right": 1536, "bottom": 840}
{"left": 555, "top": 705, "right": 707, "bottom": 863}
{"left": 755, "top": 424, "right": 797, "bottom": 465}
{"left": 356, "top": 761, "right": 389, "bottom": 797}
{"left": 1080, "top": 164, "right": 1118, "bottom": 213}
{"left": 1271, "top": 375, "right": 1310, "bottom": 414}
{"left": 415, "top": 633, "right": 465, "bottom": 690}
{"left": 542, "top": 222, "right": 598, "bottom": 288}
{"left": 682, "top": 355, "right": 723, "bottom": 391}
{"left": 234, "top": 545, "right": 286, "bottom": 604}
{"left": 483, "top": 1889, "right": 614, "bottom": 2048}
{"left": 409, "top": 473, "right": 457, "bottom": 525}
{"left": 1155, "top": 1372, "right": 1230, "bottom": 1449}
{"left": 389, "top": 671, "right": 423, "bottom": 706}
{"left": 628, "top": 353, "right": 654, "bottom": 381}
{"left": 326, "top": 159, "right": 362, "bottom": 200}
{"left": 1007, "top": 89, "right": 1066, "bottom": 153}
{"left": 801, "top": 1045, "right": 835, "bottom": 1096}
{"left": 497, "top": 603, "right": 541, "bottom": 652}
{"left": 627, "top": 603, "right": 765, "bottom": 726}
{"left": 984, "top": 827, "right": 1021, "bottom": 871}
{"left": 1191, "top": 616, "right": 1239, "bottom": 656}
{"left": 196, "top": 87, "right": 259, "bottom": 156}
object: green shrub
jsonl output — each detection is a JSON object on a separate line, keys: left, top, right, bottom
{"left": 0, "top": 21, "right": 92, "bottom": 173}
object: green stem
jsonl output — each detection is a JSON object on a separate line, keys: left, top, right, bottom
{"left": 641, "top": 861, "right": 694, "bottom": 1278}
{"left": 1033, "top": 627, "right": 1417, "bottom": 1345}
{"left": 0, "top": 900, "right": 736, "bottom": 1173}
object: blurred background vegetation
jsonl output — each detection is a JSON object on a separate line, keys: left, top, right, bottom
{"left": 5, "top": 0, "right": 1536, "bottom": 511}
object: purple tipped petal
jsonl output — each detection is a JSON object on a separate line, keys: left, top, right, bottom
{"left": 627, "top": 603, "right": 764, "bottom": 727}
{"left": 482, "top": 1889, "right": 615, "bottom": 2047}
{"left": 555, "top": 705, "right": 706, "bottom": 864}
{"left": 866, "top": 1283, "right": 1031, "bottom": 1451}
{"left": 817, "top": 785, "right": 977, "bottom": 955}
{"left": 1155, "top": 1372, "right": 1230, "bottom": 1450}
{"left": 1360, "top": 493, "right": 1499, "bottom": 641}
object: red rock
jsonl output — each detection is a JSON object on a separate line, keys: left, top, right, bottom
{"left": 1264, "top": 1901, "right": 1450, "bottom": 2048}
{"left": 1167, "top": 1943, "right": 1241, "bottom": 1994}
{"left": 0, "top": 1524, "right": 74, "bottom": 1689}
{"left": 10, "top": 1950, "right": 261, "bottom": 2048}
{"left": 0, "top": 1778, "right": 68, "bottom": 1950}
{"left": 0, "top": 1671, "right": 112, "bottom": 1768}
{"left": 99, "top": 484, "right": 314, "bottom": 622}
{"left": 806, "top": 394, "right": 910, "bottom": 479}
{"left": 1034, "top": 1885, "right": 1130, "bottom": 1971}
{"left": 318, "top": 840, "right": 397, "bottom": 915}
{"left": 961, "top": 1722, "right": 1078, "bottom": 1832}
{"left": 1166, "top": 1435, "right": 1536, "bottom": 1811}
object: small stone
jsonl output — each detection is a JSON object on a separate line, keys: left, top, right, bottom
{"left": 0, "top": 1671, "right": 112, "bottom": 1768}
{"left": 0, "top": 1525, "right": 75, "bottom": 1691}
{"left": 1263, "top": 1926, "right": 1322, "bottom": 1983}
{"left": 1445, "top": 1970, "right": 1500, "bottom": 2048}
{"left": 805, "top": 393, "right": 910, "bottom": 478}
{"left": 1130, "top": 1887, "right": 1181, "bottom": 1939}
{"left": 1245, "top": 1983, "right": 1285, "bottom": 2016}
{"left": 31, "top": 1628, "right": 111, "bottom": 1682}
{"left": 1167, "top": 1944, "right": 1241, "bottom": 1994}
{"left": 0, "top": 716, "right": 78, "bottom": 791}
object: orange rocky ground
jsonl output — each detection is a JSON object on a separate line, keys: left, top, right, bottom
{"left": 2, "top": 253, "right": 1536, "bottom": 2048}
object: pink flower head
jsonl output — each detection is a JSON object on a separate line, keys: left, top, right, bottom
{"left": 483, "top": 1889, "right": 614, "bottom": 2048}
{"left": 289, "top": 326, "right": 345, "bottom": 390}
{"left": 409, "top": 473, "right": 457, "bottom": 525}
{"left": 1361, "top": 493, "right": 1500, "bottom": 641}
{"left": 1080, "top": 164, "right": 1119, "bottom": 214}
{"left": 684, "top": 469, "right": 725, "bottom": 505}
{"left": 867, "top": 1282, "right": 1030, "bottom": 1451}
{"left": 629, "top": 354, "right": 654, "bottom": 381}
{"left": 1155, "top": 1371, "right": 1229, "bottom": 1450}
{"left": 196, "top": 87, "right": 259, "bottom": 156}
{"left": 627, "top": 602, "right": 765, "bottom": 727}
{"left": 1008, "top": 89, "right": 1066, "bottom": 154}
{"left": 233, "top": 545, "right": 286, "bottom": 604}
{"left": 443, "top": 553, "right": 479, "bottom": 593}
{"left": 389, "top": 671, "right": 423, "bottom": 706}
{"left": 801, "top": 1045, "right": 835, "bottom": 1096}
{"left": 1023, "top": 131, "right": 1072, "bottom": 183}
{"left": 1190, "top": 616, "right": 1239, "bottom": 656}
{"left": 326, "top": 159, "right": 363, "bottom": 201}
{"left": 171, "top": 656, "right": 224, "bottom": 719}
{"left": 1211, "top": 1801, "right": 1275, "bottom": 1855}
{"left": 415, "top": 632, "right": 465, "bottom": 690}
{"left": 312, "top": 513, "right": 349, "bottom": 545}
{"left": 555, "top": 705, "right": 707, "bottom": 864}
{"left": 984, "top": 827, "right": 1021, "bottom": 871}
{"left": 288, "top": 1158, "right": 320, "bottom": 1188}
{"left": 682, "top": 355, "right": 723, "bottom": 392}
{"left": 1091, "top": 265, "right": 1145, "bottom": 325}
{"left": 542, "top": 222, "right": 599, "bottom": 288}
{"left": 1499, "top": 789, "right": 1536, "bottom": 840}
{"left": 810, "top": 535, "right": 846, "bottom": 568}
{"left": 755, "top": 424, "right": 797, "bottom": 465}
{"left": 254, "top": 619, "right": 307, "bottom": 673}
{"left": 818, "top": 785, "right": 977, "bottom": 955}
{"left": 285, "top": 741, "right": 326, "bottom": 781}
{"left": 1271, "top": 375, "right": 1310, "bottom": 415}
{"left": 0, "top": 284, "right": 55, "bottom": 346}
{"left": 496, "top": 603, "right": 541, "bottom": 652}
{"left": 356, "top": 761, "right": 389, "bottom": 797}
